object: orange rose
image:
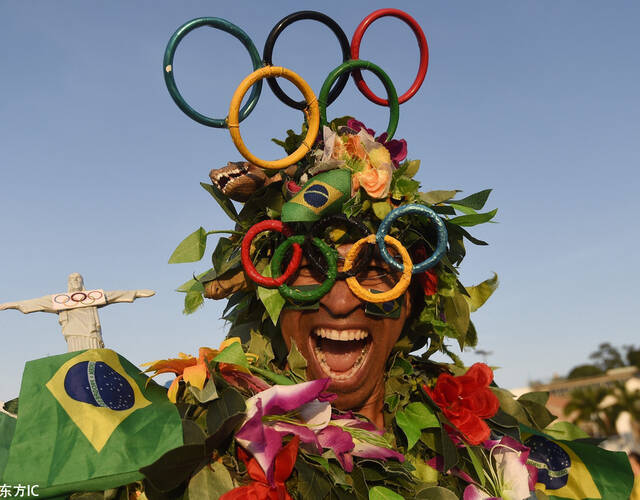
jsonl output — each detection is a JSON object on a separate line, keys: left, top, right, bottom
{"left": 353, "top": 163, "right": 392, "bottom": 199}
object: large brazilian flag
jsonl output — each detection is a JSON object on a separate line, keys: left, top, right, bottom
{"left": 2, "top": 349, "right": 183, "bottom": 498}
{"left": 521, "top": 427, "right": 634, "bottom": 499}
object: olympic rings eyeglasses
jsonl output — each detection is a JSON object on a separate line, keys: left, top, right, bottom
{"left": 240, "top": 204, "right": 448, "bottom": 304}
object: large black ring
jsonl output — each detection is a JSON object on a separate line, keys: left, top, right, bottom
{"left": 263, "top": 11, "right": 351, "bottom": 110}
{"left": 305, "top": 214, "right": 374, "bottom": 280}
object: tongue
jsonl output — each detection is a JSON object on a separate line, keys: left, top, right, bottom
{"left": 318, "top": 338, "right": 366, "bottom": 372}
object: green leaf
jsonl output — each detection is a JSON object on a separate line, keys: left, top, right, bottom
{"left": 464, "top": 273, "right": 499, "bottom": 312}
{"left": 140, "top": 444, "right": 206, "bottom": 493}
{"left": 464, "top": 444, "right": 486, "bottom": 487}
{"left": 185, "top": 461, "right": 234, "bottom": 500}
{"left": 183, "top": 291, "right": 204, "bottom": 315}
{"left": 451, "top": 189, "right": 492, "bottom": 210}
{"left": 249, "top": 365, "right": 294, "bottom": 385}
{"left": 286, "top": 339, "right": 308, "bottom": 382}
{"left": 403, "top": 159, "right": 421, "bottom": 178}
{"left": 490, "top": 388, "right": 533, "bottom": 426}
{"left": 176, "top": 269, "right": 214, "bottom": 293}
{"left": 544, "top": 420, "right": 590, "bottom": 440}
{"left": 257, "top": 265, "right": 286, "bottom": 326}
{"left": 395, "top": 402, "right": 439, "bottom": 450}
{"left": 372, "top": 200, "right": 392, "bottom": 220}
{"left": 519, "top": 398, "right": 556, "bottom": 430}
{"left": 296, "top": 458, "right": 332, "bottom": 500}
{"left": 442, "top": 293, "right": 470, "bottom": 348}
{"left": 419, "top": 190, "right": 458, "bottom": 205}
{"left": 342, "top": 191, "right": 363, "bottom": 219}
{"left": 187, "top": 378, "right": 218, "bottom": 403}
{"left": 248, "top": 330, "right": 275, "bottom": 366}
{"left": 396, "top": 177, "right": 420, "bottom": 195}
{"left": 448, "top": 203, "right": 477, "bottom": 215}
{"left": 518, "top": 391, "right": 549, "bottom": 407}
{"left": 169, "top": 227, "right": 207, "bottom": 264}
{"left": 200, "top": 182, "right": 238, "bottom": 222}
{"left": 449, "top": 209, "right": 497, "bottom": 227}
{"left": 414, "top": 486, "right": 459, "bottom": 500}
{"left": 206, "top": 387, "right": 246, "bottom": 437}
{"left": 369, "top": 485, "right": 404, "bottom": 500}
{"left": 212, "top": 342, "right": 249, "bottom": 370}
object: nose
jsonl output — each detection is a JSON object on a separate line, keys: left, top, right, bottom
{"left": 319, "top": 279, "right": 363, "bottom": 317}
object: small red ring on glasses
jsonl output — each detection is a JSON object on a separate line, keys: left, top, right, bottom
{"left": 241, "top": 220, "right": 303, "bottom": 288}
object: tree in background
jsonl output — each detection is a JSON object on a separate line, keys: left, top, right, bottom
{"left": 564, "top": 386, "right": 614, "bottom": 437}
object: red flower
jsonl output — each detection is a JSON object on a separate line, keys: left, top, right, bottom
{"left": 412, "top": 246, "right": 438, "bottom": 295}
{"left": 423, "top": 363, "right": 499, "bottom": 445}
{"left": 417, "top": 268, "right": 438, "bottom": 296}
{"left": 220, "top": 436, "right": 299, "bottom": 500}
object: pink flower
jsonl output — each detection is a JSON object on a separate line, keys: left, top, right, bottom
{"left": 347, "top": 119, "right": 407, "bottom": 167}
{"left": 235, "top": 379, "right": 333, "bottom": 483}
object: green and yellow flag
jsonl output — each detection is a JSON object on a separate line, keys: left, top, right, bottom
{"left": 281, "top": 169, "right": 351, "bottom": 222}
{"left": 521, "top": 427, "right": 633, "bottom": 499}
{"left": 3, "top": 349, "right": 183, "bottom": 498}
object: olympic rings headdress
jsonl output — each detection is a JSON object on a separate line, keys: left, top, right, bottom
{"left": 165, "top": 9, "right": 497, "bottom": 354}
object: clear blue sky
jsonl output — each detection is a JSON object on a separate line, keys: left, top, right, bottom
{"left": 1, "top": 1, "right": 639, "bottom": 398}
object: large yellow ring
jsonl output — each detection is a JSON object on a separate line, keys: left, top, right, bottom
{"left": 344, "top": 234, "right": 412, "bottom": 303}
{"left": 228, "top": 66, "right": 320, "bottom": 170}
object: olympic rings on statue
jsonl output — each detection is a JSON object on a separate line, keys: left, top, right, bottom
{"left": 241, "top": 220, "right": 303, "bottom": 288}
{"left": 271, "top": 235, "right": 338, "bottom": 302}
{"left": 71, "top": 292, "right": 88, "bottom": 302}
{"left": 263, "top": 11, "right": 351, "bottom": 110}
{"left": 319, "top": 60, "right": 399, "bottom": 139}
{"left": 163, "top": 17, "right": 263, "bottom": 128}
{"left": 228, "top": 66, "right": 320, "bottom": 170}
{"left": 306, "top": 214, "right": 373, "bottom": 280}
{"left": 376, "top": 204, "right": 448, "bottom": 274}
{"left": 344, "top": 235, "right": 412, "bottom": 303}
{"left": 87, "top": 290, "right": 103, "bottom": 300}
{"left": 54, "top": 294, "right": 70, "bottom": 304}
{"left": 351, "top": 9, "right": 429, "bottom": 106}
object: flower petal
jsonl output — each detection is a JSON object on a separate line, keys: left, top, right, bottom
{"left": 317, "top": 426, "right": 355, "bottom": 472}
{"left": 463, "top": 484, "right": 496, "bottom": 500}
{"left": 251, "top": 379, "right": 331, "bottom": 416}
{"left": 182, "top": 361, "right": 207, "bottom": 390}
{"left": 299, "top": 400, "right": 332, "bottom": 429}
{"left": 351, "top": 441, "right": 405, "bottom": 463}
{"left": 235, "top": 401, "right": 283, "bottom": 484}
{"left": 167, "top": 375, "right": 182, "bottom": 403}
{"left": 271, "top": 422, "right": 321, "bottom": 453}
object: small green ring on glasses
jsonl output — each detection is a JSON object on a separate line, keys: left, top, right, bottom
{"left": 271, "top": 235, "right": 337, "bottom": 302}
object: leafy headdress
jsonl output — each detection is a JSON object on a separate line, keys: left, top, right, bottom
{"left": 171, "top": 109, "right": 497, "bottom": 365}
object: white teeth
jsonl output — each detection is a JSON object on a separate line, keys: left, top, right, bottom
{"left": 314, "top": 343, "right": 370, "bottom": 380}
{"left": 313, "top": 328, "right": 369, "bottom": 341}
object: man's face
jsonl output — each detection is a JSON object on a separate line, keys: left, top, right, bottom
{"left": 280, "top": 245, "right": 411, "bottom": 413}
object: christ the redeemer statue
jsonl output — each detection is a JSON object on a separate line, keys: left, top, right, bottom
{"left": 0, "top": 273, "right": 154, "bottom": 352}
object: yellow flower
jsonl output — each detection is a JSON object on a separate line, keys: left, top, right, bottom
{"left": 142, "top": 337, "right": 256, "bottom": 402}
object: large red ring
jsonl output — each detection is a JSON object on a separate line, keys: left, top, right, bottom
{"left": 241, "top": 220, "right": 302, "bottom": 288}
{"left": 350, "top": 8, "right": 429, "bottom": 106}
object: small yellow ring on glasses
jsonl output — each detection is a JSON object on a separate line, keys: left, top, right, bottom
{"left": 344, "top": 234, "right": 412, "bottom": 303}
{"left": 228, "top": 66, "right": 320, "bottom": 170}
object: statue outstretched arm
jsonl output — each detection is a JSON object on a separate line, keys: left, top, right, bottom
{"left": 103, "top": 289, "right": 155, "bottom": 305}
{"left": 0, "top": 296, "right": 56, "bottom": 314}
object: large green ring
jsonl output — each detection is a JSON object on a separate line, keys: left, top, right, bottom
{"left": 271, "top": 235, "right": 337, "bottom": 302}
{"left": 163, "top": 17, "right": 263, "bottom": 128}
{"left": 319, "top": 59, "right": 399, "bottom": 139}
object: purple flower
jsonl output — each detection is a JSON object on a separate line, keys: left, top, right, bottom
{"left": 235, "top": 379, "right": 332, "bottom": 483}
{"left": 346, "top": 119, "right": 407, "bottom": 167}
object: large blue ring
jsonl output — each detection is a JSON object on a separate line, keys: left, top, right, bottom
{"left": 376, "top": 204, "right": 447, "bottom": 273}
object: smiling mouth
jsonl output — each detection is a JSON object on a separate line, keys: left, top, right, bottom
{"left": 312, "top": 328, "right": 371, "bottom": 381}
